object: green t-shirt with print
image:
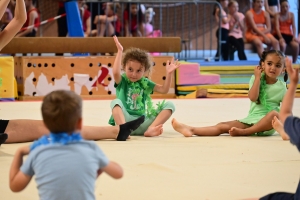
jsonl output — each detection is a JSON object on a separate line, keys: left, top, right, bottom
{"left": 109, "top": 74, "right": 156, "bottom": 125}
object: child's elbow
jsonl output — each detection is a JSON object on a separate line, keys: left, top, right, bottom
{"left": 248, "top": 94, "right": 257, "bottom": 102}
{"left": 112, "top": 169, "right": 123, "bottom": 179}
{"left": 10, "top": 184, "right": 23, "bottom": 192}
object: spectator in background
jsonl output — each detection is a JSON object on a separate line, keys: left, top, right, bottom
{"left": 16, "top": 0, "right": 39, "bottom": 37}
{"left": 264, "top": 0, "right": 280, "bottom": 31}
{"left": 123, "top": 3, "right": 144, "bottom": 37}
{"left": 213, "top": 0, "right": 230, "bottom": 61}
{"left": 77, "top": 0, "right": 91, "bottom": 37}
{"left": 274, "top": 0, "right": 298, "bottom": 63}
{"left": 0, "top": 5, "right": 13, "bottom": 31}
{"left": 245, "top": 0, "right": 279, "bottom": 58}
{"left": 227, "top": 0, "right": 247, "bottom": 60}
{"left": 93, "top": 3, "right": 121, "bottom": 37}
{"left": 143, "top": 7, "right": 154, "bottom": 37}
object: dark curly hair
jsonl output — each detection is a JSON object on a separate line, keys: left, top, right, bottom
{"left": 260, "top": 50, "right": 287, "bottom": 82}
{"left": 122, "top": 47, "right": 153, "bottom": 76}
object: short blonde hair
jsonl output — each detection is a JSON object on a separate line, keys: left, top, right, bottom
{"left": 41, "top": 90, "right": 82, "bottom": 133}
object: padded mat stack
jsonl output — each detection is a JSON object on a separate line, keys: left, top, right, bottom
{"left": 176, "top": 61, "right": 300, "bottom": 98}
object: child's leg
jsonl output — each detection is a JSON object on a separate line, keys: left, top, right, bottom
{"left": 252, "top": 38, "right": 264, "bottom": 57}
{"left": 97, "top": 22, "right": 106, "bottom": 37}
{"left": 269, "top": 34, "right": 280, "bottom": 50}
{"left": 4, "top": 119, "right": 48, "bottom": 143}
{"left": 106, "top": 22, "right": 115, "bottom": 36}
{"left": 144, "top": 101, "right": 175, "bottom": 137}
{"left": 172, "top": 118, "right": 249, "bottom": 137}
{"left": 81, "top": 116, "right": 145, "bottom": 141}
{"left": 272, "top": 116, "right": 290, "bottom": 140}
{"left": 279, "top": 39, "right": 287, "bottom": 52}
{"left": 111, "top": 99, "right": 126, "bottom": 125}
{"left": 229, "top": 111, "right": 278, "bottom": 136}
{"left": 290, "top": 40, "right": 299, "bottom": 63}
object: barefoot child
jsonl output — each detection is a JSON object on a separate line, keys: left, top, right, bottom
{"left": 172, "top": 50, "right": 288, "bottom": 137}
{"left": 9, "top": 90, "right": 123, "bottom": 199}
{"left": 109, "top": 36, "right": 179, "bottom": 137}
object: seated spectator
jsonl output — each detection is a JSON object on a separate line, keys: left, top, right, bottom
{"left": 16, "top": 0, "right": 39, "bottom": 37}
{"left": 93, "top": 3, "right": 121, "bottom": 37}
{"left": 123, "top": 3, "right": 144, "bottom": 37}
{"left": 143, "top": 7, "right": 154, "bottom": 36}
{"left": 78, "top": 0, "right": 91, "bottom": 37}
{"left": 0, "top": 6, "right": 13, "bottom": 31}
{"left": 245, "top": 0, "right": 279, "bottom": 58}
{"left": 227, "top": 0, "right": 247, "bottom": 60}
{"left": 264, "top": 0, "right": 279, "bottom": 32}
{"left": 274, "top": 0, "right": 299, "bottom": 63}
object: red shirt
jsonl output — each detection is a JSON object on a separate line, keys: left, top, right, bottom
{"left": 123, "top": 10, "right": 138, "bottom": 31}
{"left": 82, "top": 9, "right": 91, "bottom": 32}
{"left": 58, "top": 2, "right": 64, "bottom": 8}
{"left": 23, "top": 8, "right": 40, "bottom": 28}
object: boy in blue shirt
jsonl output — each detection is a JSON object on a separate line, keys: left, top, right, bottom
{"left": 9, "top": 90, "right": 124, "bottom": 200}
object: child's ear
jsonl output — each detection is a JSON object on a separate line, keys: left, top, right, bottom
{"left": 76, "top": 118, "right": 83, "bottom": 131}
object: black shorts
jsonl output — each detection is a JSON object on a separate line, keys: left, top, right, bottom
{"left": 275, "top": 34, "right": 293, "bottom": 44}
{"left": 0, "top": 120, "right": 9, "bottom": 133}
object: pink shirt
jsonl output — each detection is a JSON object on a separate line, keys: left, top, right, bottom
{"left": 143, "top": 23, "right": 153, "bottom": 36}
{"left": 219, "top": 9, "right": 229, "bottom": 29}
{"left": 228, "top": 12, "right": 244, "bottom": 39}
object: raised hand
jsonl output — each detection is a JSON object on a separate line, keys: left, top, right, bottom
{"left": 254, "top": 65, "right": 263, "bottom": 78}
{"left": 166, "top": 58, "right": 180, "bottom": 74}
{"left": 285, "top": 57, "right": 299, "bottom": 84}
{"left": 113, "top": 35, "right": 123, "bottom": 52}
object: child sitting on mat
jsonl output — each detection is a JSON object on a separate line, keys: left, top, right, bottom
{"left": 172, "top": 50, "right": 289, "bottom": 138}
{"left": 109, "top": 36, "right": 179, "bottom": 137}
{"left": 9, "top": 90, "right": 123, "bottom": 199}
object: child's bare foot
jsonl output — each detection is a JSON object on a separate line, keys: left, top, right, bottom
{"left": 229, "top": 127, "right": 246, "bottom": 136}
{"left": 171, "top": 118, "right": 193, "bottom": 137}
{"left": 272, "top": 116, "right": 289, "bottom": 140}
{"left": 144, "top": 125, "right": 163, "bottom": 137}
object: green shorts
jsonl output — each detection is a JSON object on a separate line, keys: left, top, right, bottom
{"left": 110, "top": 99, "right": 175, "bottom": 135}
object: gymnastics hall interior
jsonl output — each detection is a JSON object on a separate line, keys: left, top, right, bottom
{"left": 1, "top": 1, "right": 300, "bottom": 197}
{"left": 1, "top": 41, "right": 300, "bottom": 200}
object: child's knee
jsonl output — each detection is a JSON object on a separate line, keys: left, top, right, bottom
{"left": 110, "top": 99, "right": 124, "bottom": 109}
{"left": 268, "top": 110, "right": 279, "bottom": 118}
{"left": 162, "top": 101, "right": 175, "bottom": 113}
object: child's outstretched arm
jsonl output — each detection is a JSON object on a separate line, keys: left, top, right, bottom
{"left": 0, "top": 0, "right": 26, "bottom": 50}
{"left": 112, "top": 36, "right": 123, "bottom": 84}
{"left": 280, "top": 58, "right": 299, "bottom": 124}
{"left": 248, "top": 66, "right": 263, "bottom": 102}
{"left": 0, "top": 0, "right": 10, "bottom": 20}
{"left": 9, "top": 145, "right": 32, "bottom": 192}
{"left": 100, "top": 161, "right": 123, "bottom": 179}
{"left": 154, "top": 58, "right": 180, "bottom": 94}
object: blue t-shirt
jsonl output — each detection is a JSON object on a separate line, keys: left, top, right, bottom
{"left": 21, "top": 141, "right": 109, "bottom": 200}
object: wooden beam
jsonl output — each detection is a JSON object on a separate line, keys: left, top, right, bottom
{"left": 0, "top": 37, "right": 181, "bottom": 54}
